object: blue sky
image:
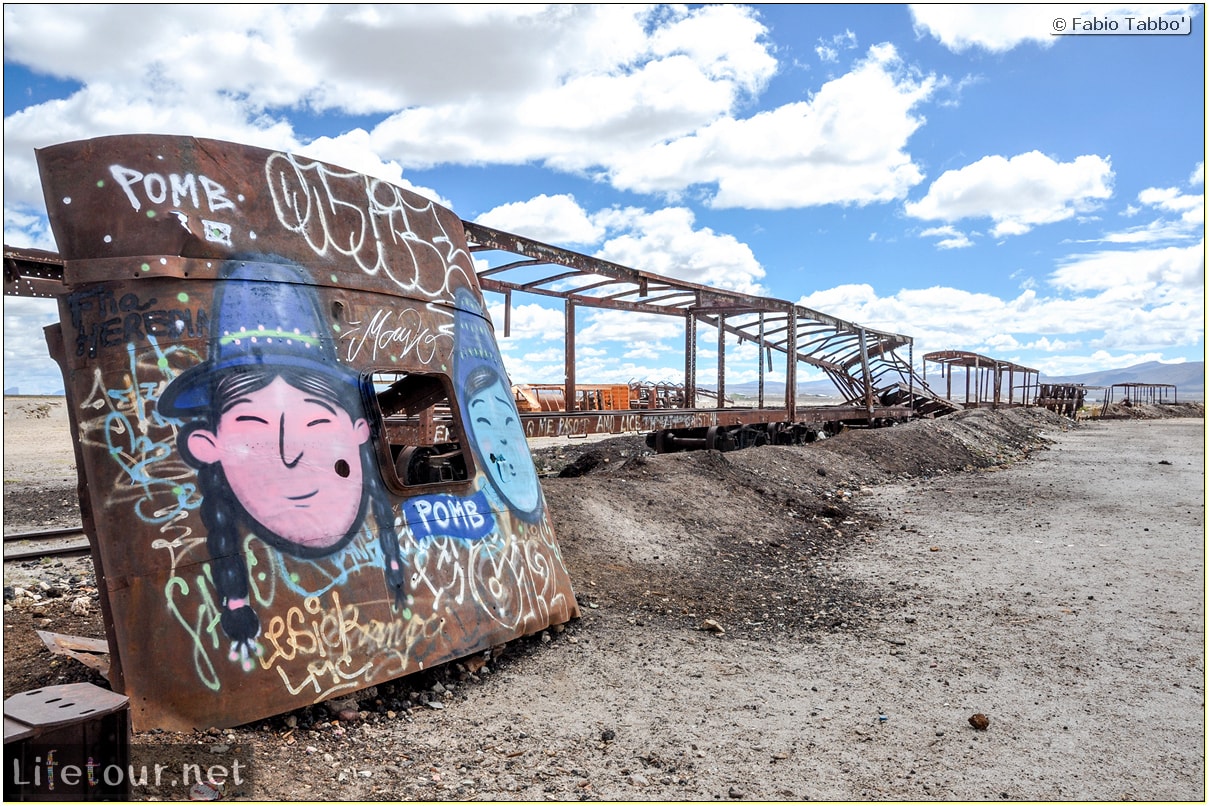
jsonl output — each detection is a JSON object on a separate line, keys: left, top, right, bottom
{"left": 3, "top": 4, "right": 1204, "bottom": 395}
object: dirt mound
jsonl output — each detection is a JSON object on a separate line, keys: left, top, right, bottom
{"left": 1097, "top": 401, "right": 1204, "bottom": 419}
{"left": 537, "top": 406, "right": 1075, "bottom": 643}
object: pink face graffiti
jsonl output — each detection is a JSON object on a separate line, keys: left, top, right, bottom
{"left": 185, "top": 376, "right": 371, "bottom": 550}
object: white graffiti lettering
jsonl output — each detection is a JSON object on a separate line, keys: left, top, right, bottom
{"left": 109, "top": 164, "right": 234, "bottom": 214}
{"left": 340, "top": 306, "right": 449, "bottom": 366}
{"left": 412, "top": 498, "right": 486, "bottom": 534}
{"left": 264, "top": 152, "right": 475, "bottom": 300}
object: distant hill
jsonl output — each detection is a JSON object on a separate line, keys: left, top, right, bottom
{"left": 729, "top": 360, "right": 1205, "bottom": 401}
{"left": 1041, "top": 361, "right": 1204, "bottom": 400}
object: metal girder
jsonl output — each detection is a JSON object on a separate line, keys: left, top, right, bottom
{"left": 462, "top": 220, "right": 929, "bottom": 410}
{"left": 922, "top": 350, "right": 1040, "bottom": 409}
{"left": 4, "top": 246, "right": 64, "bottom": 298}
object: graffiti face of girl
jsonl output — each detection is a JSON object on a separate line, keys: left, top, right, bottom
{"left": 465, "top": 365, "right": 541, "bottom": 515}
{"left": 186, "top": 375, "right": 370, "bottom": 549}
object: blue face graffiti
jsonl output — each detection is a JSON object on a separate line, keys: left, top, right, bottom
{"left": 452, "top": 287, "right": 544, "bottom": 522}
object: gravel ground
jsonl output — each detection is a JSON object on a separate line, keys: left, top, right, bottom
{"left": 2, "top": 397, "right": 1204, "bottom": 801}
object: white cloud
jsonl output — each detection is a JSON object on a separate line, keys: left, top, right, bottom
{"left": 593, "top": 207, "right": 767, "bottom": 294}
{"left": 297, "top": 131, "right": 451, "bottom": 207}
{"left": 1093, "top": 167, "right": 1205, "bottom": 244}
{"left": 795, "top": 242, "right": 1204, "bottom": 376}
{"left": 474, "top": 197, "right": 768, "bottom": 296}
{"left": 474, "top": 195, "right": 605, "bottom": 246}
{"left": 608, "top": 44, "right": 937, "bottom": 208}
{"left": 909, "top": 4, "right": 1058, "bottom": 52}
{"left": 905, "top": 151, "right": 1114, "bottom": 237}
{"left": 1137, "top": 185, "right": 1204, "bottom": 227}
{"left": 3, "top": 5, "right": 779, "bottom": 216}
{"left": 815, "top": 30, "right": 858, "bottom": 63}
{"left": 1024, "top": 336, "right": 1082, "bottom": 352}
{"left": 1096, "top": 219, "right": 1198, "bottom": 244}
{"left": 910, "top": 4, "right": 1200, "bottom": 53}
{"left": 919, "top": 225, "right": 974, "bottom": 249}
{"left": 3, "top": 206, "right": 57, "bottom": 251}
{"left": 363, "top": 4, "right": 777, "bottom": 174}
{"left": 577, "top": 310, "right": 684, "bottom": 347}
{"left": 485, "top": 301, "right": 566, "bottom": 342}
{"left": 1049, "top": 241, "right": 1204, "bottom": 293}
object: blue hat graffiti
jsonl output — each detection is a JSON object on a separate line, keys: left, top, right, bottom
{"left": 159, "top": 257, "right": 357, "bottom": 417}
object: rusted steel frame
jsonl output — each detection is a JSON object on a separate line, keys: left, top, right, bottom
{"left": 837, "top": 337, "right": 904, "bottom": 373}
{"left": 4, "top": 246, "right": 66, "bottom": 298}
{"left": 716, "top": 313, "right": 726, "bottom": 404}
{"left": 12, "top": 210, "right": 923, "bottom": 425}
{"left": 785, "top": 313, "right": 797, "bottom": 419}
{"left": 922, "top": 351, "right": 1039, "bottom": 407}
{"left": 685, "top": 311, "right": 698, "bottom": 408}
{"left": 923, "top": 350, "right": 1037, "bottom": 377}
{"left": 794, "top": 329, "right": 858, "bottom": 358}
{"left": 9, "top": 238, "right": 904, "bottom": 415}
{"left": 481, "top": 276, "right": 689, "bottom": 317}
{"left": 857, "top": 328, "right": 875, "bottom": 414}
{"left": 825, "top": 368, "right": 862, "bottom": 400}
{"left": 465, "top": 221, "right": 788, "bottom": 316}
{"left": 566, "top": 300, "right": 577, "bottom": 411}
{"left": 465, "top": 221, "right": 916, "bottom": 347}
{"left": 758, "top": 313, "right": 766, "bottom": 408}
{"left": 601, "top": 286, "right": 696, "bottom": 304}
{"left": 561, "top": 277, "right": 628, "bottom": 295}
{"left": 1110, "top": 382, "right": 1177, "bottom": 405}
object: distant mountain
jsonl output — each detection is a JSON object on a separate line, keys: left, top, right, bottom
{"left": 1041, "top": 361, "right": 1204, "bottom": 399}
{"left": 728, "top": 360, "right": 1204, "bottom": 401}
{"left": 728, "top": 379, "right": 844, "bottom": 399}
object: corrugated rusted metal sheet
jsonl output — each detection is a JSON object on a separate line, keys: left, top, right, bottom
{"left": 36, "top": 134, "right": 579, "bottom": 731}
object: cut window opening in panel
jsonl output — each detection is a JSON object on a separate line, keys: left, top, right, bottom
{"left": 363, "top": 370, "right": 471, "bottom": 492}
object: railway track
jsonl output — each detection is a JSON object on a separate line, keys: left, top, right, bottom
{"left": 3, "top": 526, "right": 90, "bottom": 561}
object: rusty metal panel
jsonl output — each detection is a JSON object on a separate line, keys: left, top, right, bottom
{"left": 4, "top": 246, "right": 64, "bottom": 298}
{"left": 36, "top": 134, "right": 578, "bottom": 731}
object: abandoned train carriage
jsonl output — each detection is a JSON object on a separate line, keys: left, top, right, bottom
{"left": 26, "top": 134, "right": 579, "bottom": 731}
